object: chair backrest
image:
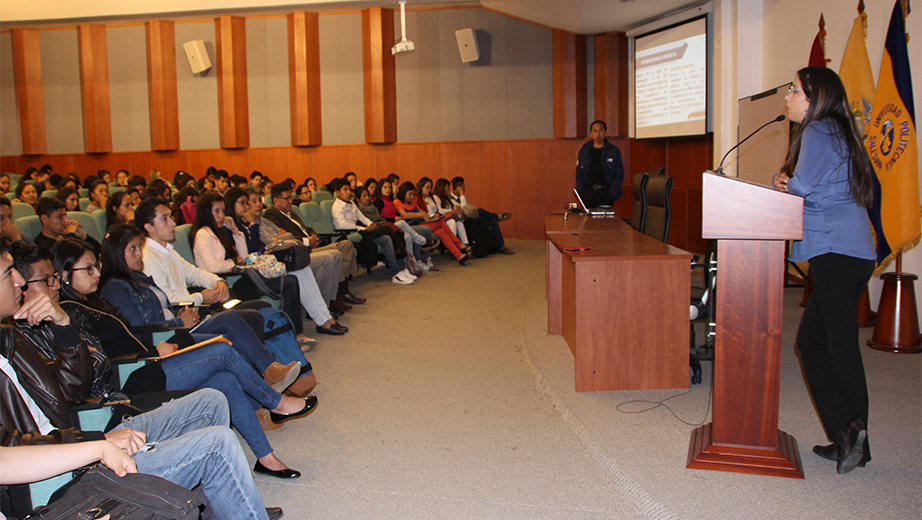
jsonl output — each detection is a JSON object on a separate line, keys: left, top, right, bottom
{"left": 312, "top": 190, "right": 333, "bottom": 203}
{"left": 290, "top": 202, "right": 307, "bottom": 224}
{"left": 110, "top": 185, "right": 126, "bottom": 196}
{"left": 630, "top": 172, "right": 649, "bottom": 232}
{"left": 11, "top": 202, "right": 34, "bottom": 221}
{"left": 67, "top": 212, "right": 103, "bottom": 243}
{"left": 300, "top": 202, "right": 324, "bottom": 231}
{"left": 15, "top": 215, "right": 42, "bottom": 242}
{"left": 317, "top": 200, "right": 336, "bottom": 234}
{"left": 91, "top": 210, "right": 108, "bottom": 239}
{"left": 40, "top": 189, "right": 57, "bottom": 199}
{"left": 109, "top": 181, "right": 120, "bottom": 187}
{"left": 78, "top": 188, "right": 89, "bottom": 198}
{"left": 7, "top": 173, "right": 22, "bottom": 183}
{"left": 264, "top": 193, "right": 272, "bottom": 207}
{"left": 79, "top": 198, "right": 90, "bottom": 211}
{"left": 643, "top": 175, "right": 674, "bottom": 242}
{"left": 171, "top": 224, "right": 195, "bottom": 264}
{"left": 648, "top": 167, "right": 666, "bottom": 177}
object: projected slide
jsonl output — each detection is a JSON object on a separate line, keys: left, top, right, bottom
{"left": 634, "top": 18, "right": 708, "bottom": 138}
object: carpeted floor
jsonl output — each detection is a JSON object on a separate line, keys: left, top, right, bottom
{"left": 251, "top": 239, "right": 921, "bottom": 519}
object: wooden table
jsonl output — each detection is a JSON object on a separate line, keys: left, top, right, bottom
{"left": 545, "top": 214, "right": 693, "bottom": 392}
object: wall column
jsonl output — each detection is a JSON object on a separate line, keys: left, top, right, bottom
{"left": 11, "top": 28, "right": 46, "bottom": 156}
{"left": 78, "top": 24, "right": 113, "bottom": 153}
{"left": 594, "top": 32, "right": 629, "bottom": 137}
{"left": 552, "top": 30, "right": 587, "bottom": 139}
{"left": 146, "top": 20, "right": 179, "bottom": 151}
{"left": 287, "top": 11, "right": 322, "bottom": 146}
{"left": 215, "top": 15, "right": 249, "bottom": 149}
{"left": 361, "top": 7, "right": 396, "bottom": 144}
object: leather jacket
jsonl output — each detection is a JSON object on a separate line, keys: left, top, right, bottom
{"left": 0, "top": 323, "right": 98, "bottom": 447}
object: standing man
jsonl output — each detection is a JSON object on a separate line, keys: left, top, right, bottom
{"left": 575, "top": 120, "right": 625, "bottom": 208}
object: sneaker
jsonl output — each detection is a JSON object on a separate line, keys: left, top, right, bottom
{"left": 400, "top": 268, "right": 418, "bottom": 280}
{"left": 421, "top": 263, "right": 431, "bottom": 272}
{"left": 425, "top": 257, "right": 435, "bottom": 268}
{"left": 392, "top": 272, "right": 414, "bottom": 285}
{"left": 413, "top": 234, "right": 427, "bottom": 245}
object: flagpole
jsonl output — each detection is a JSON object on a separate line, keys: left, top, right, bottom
{"left": 868, "top": 252, "right": 921, "bottom": 353}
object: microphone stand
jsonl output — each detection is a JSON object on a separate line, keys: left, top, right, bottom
{"left": 715, "top": 115, "right": 786, "bottom": 176}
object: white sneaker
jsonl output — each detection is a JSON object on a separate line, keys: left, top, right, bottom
{"left": 413, "top": 234, "right": 426, "bottom": 245}
{"left": 392, "top": 272, "right": 414, "bottom": 284}
{"left": 426, "top": 257, "right": 435, "bottom": 268}
{"left": 400, "top": 268, "right": 417, "bottom": 280}
{"left": 421, "top": 263, "right": 431, "bottom": 272}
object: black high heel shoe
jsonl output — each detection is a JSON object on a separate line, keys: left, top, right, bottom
{"left": 269, "top": 395, "right": 318, "bottom": 424}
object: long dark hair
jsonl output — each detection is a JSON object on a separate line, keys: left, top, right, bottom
{"left": 223, "top": 186, "right": 248, "bottom": 224}
{"left": 433, "top": 178, "right": 453, "bottom": 210}
{"left": 395, "top": 181, "right": 417, "bottom": 205}
{"left": 106, "top": 191, "right": 131, "bottom": 226}
{"left": 100, "top": 224, "right": 147, "bottom": 291}
{"left": 782, "top": 67, "right": 874, "bottom": 208}
{"left": 373, "top": 178, "right": 392, "bottom": 200}
{"left": 52, "top": 238, "right": 116, "bottom": 313}
{"left": 55, "top": 186, "right": 79, "bottom": 209}
{"left": 190, "top": 191, "right": 236, "bottom": 260}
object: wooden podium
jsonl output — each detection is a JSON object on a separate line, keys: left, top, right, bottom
{"left": 687, "top": 173, "right": 806, "bottom": 478}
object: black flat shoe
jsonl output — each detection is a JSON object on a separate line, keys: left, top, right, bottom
{"left": 266, "top": 507, "right": 284, "bottom": 520}
{"left": 340, "top": 292, "right": 366, "bottom": 305}
{"left": 317, "top": 322, "right": 347, "bottom": 335}
{"left": 269, "top": 395, "right": 318, "bottom": 423}
{"left": 254, "top": 461, "right": 301, "bottom": 479}
{"left": 836, "top": 418, "right": 867, "bottom": 474}
{"left": 812, "top": 443, "right": 836, "bottom": 461}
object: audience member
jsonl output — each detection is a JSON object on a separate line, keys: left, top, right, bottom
{"left": 418, "top": 176, "right": 467, "bottom": 246}
{"left": 0, "top": 173, "right": 11, "bottom": 195}
{"left": 395, "top": 182, "right": 469, "bottom": 265}
{"left": 106, "top": 190, "right": 135, "bottom": 230}
{"left": 296, "top": 183, "right": 313, "bottom": 203}
{"left": 450, "top": 176, "right": 513, "bottom": 254}
{"left": 55, "top": 186, "right": 80, "bottom": 212}
{"left": 0, "top": 197, "right": 29, "bottom": 246}
{"left": 304, "top": 177, "right": 317, "bottom": 192}
{"left": 12, "top": 182, "right": 38, "bottom": 210}
{"left": 85, "top": 179, "right": 109, "bottom": 214}
{"left": 34, "top": 197, "right": 100, "bottom": 251}
{"left": 115, "top": 169, "right": 130, "bottom": 187}
{"left": 215, "top": 169, "right": 229, "bottom": 195}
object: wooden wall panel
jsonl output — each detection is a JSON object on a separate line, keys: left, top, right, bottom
{"left": 73, "top": 153, "right": 130, "bottom": 178}
{"left": 128, "top": 151, "right": 187, "bottom": 178}
{"left": 249, "top": 146, "right": 312, "bottom": 180}
{"left": 188, "top": 149, "right": 249, "bottom": 177}
{"left": 17, "top": 156, "right": 74, "bottom": 175}
{"left": 287, "top": 12, "right": 322, "bottom": 147}
{"left": 594, "top": 32, "right": 629, "bottom": 137}
{"left": 373, "top": 142, "right": 442, "bottom": 184}
{"left": 146, "top": 21, "right": 180, "bottom": 151}
{"left": 0, "top": 157, "right": 18, "bottom": 174}
{"left": 215, "top": 16, "right": 249, "bottom": 149}
{"left": 11, "top": 28, "right": 46, "bottom": 155}
{"left": 668, "top": 136, "right": 713, "bottom": 188}
{"left": 552, "top": 30, "right": 586, "bottom": 139}
{"left": 361, "top": 8, "right": 396, "bottom": 144}
{"left": 77, "top": 24, "right": 113, "bottom": 153}
{"left": 313, "top": 144, "right": 376, "bottom": 181}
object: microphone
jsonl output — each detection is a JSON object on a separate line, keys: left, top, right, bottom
{"left": 715, "top": 114, "right": 785, "bottom": 176}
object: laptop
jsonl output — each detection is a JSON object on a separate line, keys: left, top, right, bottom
{"left": 573, "top": 188, "right": 618, "bottom": 216}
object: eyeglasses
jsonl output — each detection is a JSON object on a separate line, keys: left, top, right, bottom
{"left": 787, "top": 85, "right": 804, "bottom": 96}
{"left": 26, "top": 272, "right": 59, "bottom": 288}
{"left": 68, "top": 263, "right": 101, "bottom": 276}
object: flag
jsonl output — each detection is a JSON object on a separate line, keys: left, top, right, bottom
{"left": 866, "top": 0, "right": 918, "bottom": 274}
{"left": 808, "top": 14, "right": 830, "bottom": 67}
{"left": 839, "top": 2, "right": 875, "bottom": 142}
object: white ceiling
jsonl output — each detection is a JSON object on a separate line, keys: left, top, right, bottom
{"left": 0, "top": 0, "right": 704, "bottom": 33}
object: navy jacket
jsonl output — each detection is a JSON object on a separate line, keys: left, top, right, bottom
{"left": 575, "top": 138, "right": 625, "bottom": 203}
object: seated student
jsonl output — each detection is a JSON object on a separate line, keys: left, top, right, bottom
{"left": 55, "top": 185, "right": 81, "bottom": 212}
{"left": 250, "top": 170, "right": 264, "bottom": 187}
{"left": 98, "top": 169, "right": 112, "bottom": 185}
{"left": 171, "top": 185, "right": 198, "bottom": 226}
{"left": 385, "top": 173, "right": 400, "bottom": 195}
{"left": 224, "top": 187, "right": 345, "bottom": 336}
{"left": 259, "top": 177, "right": 273, "bottom": 195}
{"left": 173, "top": 171, "right": 196, "bottom": 191}
{"left": 364, "top": 177, "right": 378, "bottom": 195}
{"left": 296, "top": 183, "right": 313, "bottom": 203}
{"left": 449, "top": 176, "right": 513, "bottom": 255}
{"left": 418, "top": 176, "right": 468, "bottom": 246}
{"left": 148, "top": 168, "right": 162, "bottom": 184}
{"left": 11, "top": 182, "right": 38, "bottom": 211}
{"left": 105, "top": 190, "right": 135, "bottom": 230}
{"left": 32, "top": 170, "right": 51, "bottom": 196}
{"left": 355, "top": 186, "right": 429, "bottom": 261}
{"left": 0, "top": 243, "right": 283, "bottom": 520}
{"left": 304, "top": 177, "right": 317, "bottom": 192}
{"left": 263, "top": 183, "right": 366, "bottom": 307}
{"left": 115, "top": 168, "right": 130, "bottom": 187}
{"left": 53, "top": 236, "right": 313, "bottom": 478}
{"left": 63, "top": 174, "right": 80, "bottom": 190}
{"left": 343, "top": 172, "right": 358, "bottom": 189}
{"left": 85, "top": 179, "right": 109, "bottom": 214}
{"left": 331, "top": 178, "right": 414, "bottom": 285}
{"left": 33, "top": 197, "right": 100, "bottom": 252}
{"left": 149, "top": 178, "right": 173, "bottom": 202}
{"left": 128, "top": 174, "right": 147, "bottom": 192}
{"left": 0, "top": 197, "right": 31, "bottom": 247}
{"left": 0, "top": 173, "right": 9, "bottom": 196}
{"left": 394, "top": 182, "right": 470, "bottom": 265}
{"left": 214, "top": 170, "right": 230, "bottom": 195}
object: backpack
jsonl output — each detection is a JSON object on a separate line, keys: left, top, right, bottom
{"left": 259, "top": 308, "right": 310, "bottom": 370}
{"left": 464, "top": 218, "right": 499, "bottom": 258}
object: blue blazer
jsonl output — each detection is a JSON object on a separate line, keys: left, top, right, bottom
{"left": 576, "top": 138, "right": 625, "bottom": 203}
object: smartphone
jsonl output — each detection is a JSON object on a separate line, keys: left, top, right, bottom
{"left": 223, "top": 299, "right": 241, "bottom": 309}
{"left": 564, "top": 246, "right": 591, "bottom": 253}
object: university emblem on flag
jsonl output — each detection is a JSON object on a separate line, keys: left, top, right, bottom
{"left": 868, "top": 103, "right": 912, "bottom": 171}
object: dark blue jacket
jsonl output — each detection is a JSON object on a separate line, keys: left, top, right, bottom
{"left": 99, "top": 273, "right": 184, "bottom": 329}
{"left": 576, "top": 138, "right": 625, "bottom": 202}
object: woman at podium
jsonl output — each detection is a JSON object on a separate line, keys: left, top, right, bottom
{"left": 773, "top": 67, "right": 876, "bottom": 475}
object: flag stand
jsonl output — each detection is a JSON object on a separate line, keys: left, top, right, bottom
{"left": 867, "top": 253, "right": 922, "bottom": 353}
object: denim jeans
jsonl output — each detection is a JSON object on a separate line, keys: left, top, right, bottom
{"left": 194, "top": 310, "right": 277, "bottom": 373}
{"left": 160, "top": 343, "right": 283, "bottom": 459}
{"left": 371, "top": 234, "right": 403, "bottom": 275}
{"left": 112, "top": 389, "right": 270, "bottom": 520}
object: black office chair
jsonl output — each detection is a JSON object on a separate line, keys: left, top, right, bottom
{"left": 623, "top": 172, "right": 649, "bottom": 231}
{"left": 648, "top": 167, "right": 666, "bottom": 176}
{"left": 643, "top": 174, "right": 674, "bottom": 242}
{"left": 689, "top": 240, "right": 717, "bottom": 385}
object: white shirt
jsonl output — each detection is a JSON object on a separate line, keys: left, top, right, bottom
{"left": 331, "top": 198, "right": 372, "bottom": 230}
{"left": 143, "top": 237, "right": 221, "bottom": 306}
{"left": 193, "top": 226, "right": 247, "bottom": 274}
{"left": 448, "top": 192, "right": 469, "bottom": 208}
{"left": 0, "top": 354, "right": 53, "bottom": 434}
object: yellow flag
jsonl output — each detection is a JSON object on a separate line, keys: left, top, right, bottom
{"left": 839, "top": 12, "right": 875, "bottom": 141}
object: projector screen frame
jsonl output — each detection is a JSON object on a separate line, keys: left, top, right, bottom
{"left": 628, "top": 3, "right": 714, "bottom": 140}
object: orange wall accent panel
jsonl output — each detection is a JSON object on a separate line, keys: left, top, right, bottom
{"left": 77, "top": 24, "right": 113, "bottom": 153}
{"left": 287, "top": 12, "right": 322, "bottom": 147}
{"left": 11, "top": 28, "right": 46, "bottom": 156}
{"left": 552, "top": 30, "right": 587, "bottom": 139}
{"left": 594, "top": 32, "right": 629, "bottom": 137}
{"left": 361, "top": 8, "right": 397, "bottom": 144}
{"left": 215, "top": 15, "right": 249, "bottom": 149}
{"left": 146, "top": 21, "right": 180, "bottom": 151}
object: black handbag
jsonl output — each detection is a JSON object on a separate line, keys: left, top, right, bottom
{"left": 265, "top": 240, "right": 311, "bottom": 271}
{"left": 31, "top": 466, "right": 202, "bottom": 519}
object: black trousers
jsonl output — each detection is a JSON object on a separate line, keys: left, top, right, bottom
{"left": 797, "top": 253, "right": 875, "bottom": 443}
